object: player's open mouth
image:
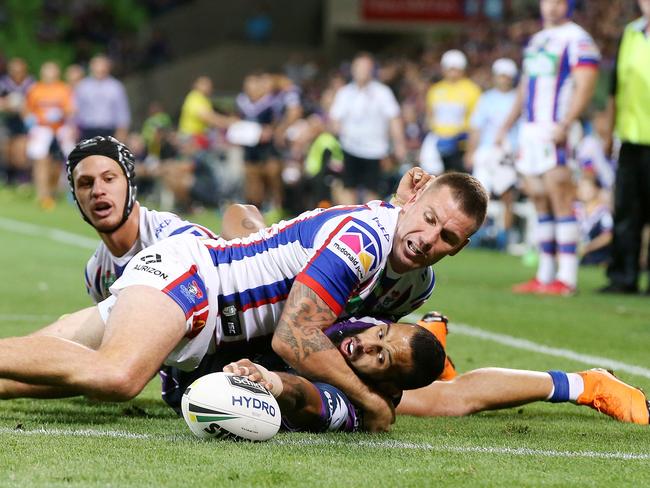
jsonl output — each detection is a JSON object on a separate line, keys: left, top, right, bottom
{"left": 92, "top": 201, "right": 113, "bottom": 218}
{"left": 339, "top": 337, "right": 361, "bottom": 361}
{"left": 406, "top": 240, "right": 424, "bottom": 258}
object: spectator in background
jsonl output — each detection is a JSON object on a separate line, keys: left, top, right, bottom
{"left": 158, "top": 133, "right": 221, "bottom": 212}
{"left": 74, "top": 54, "right": 130, "bottom": 141}
{"left": 465, "top": 58, "right": 520, "bottom": 247}
{"left": 0, "top": 57, "right": 34, "bottom": 184}
{"left": 141, "top": 100, "right": 173, "bottom": 161}
{"left": 402, "top": 102, "right": 425, "bottom": 164}
{"left": 576, "top": 174, "right": 613, "bottom": 266}
{"left": 425, "top": 49, "right": 481, "bottom": 173}
{"left": 64, "top": 63, "right": 85, "bottom": 90}
{"left": 600, "top": 0, "right": 650, "bottom": 295}
{"left": 270, "top": 72, "right": 303, "bottom": 155}
{"left": 575, "top": 111, "right": 616, "bottom": 196}
{"left": 24, "top": 61, "right": 76, "bottom": 210}
{"left": 498, "top": 0, "right": 600, "bottom": 296}
{"left": 236, "top": 71, "right": 282, "bottom": 211}
{"left": 329, "top": 52, "right": 406, "bottom": 204}
{"left": 178, "top": 75, "right": 232, "bottom": 150}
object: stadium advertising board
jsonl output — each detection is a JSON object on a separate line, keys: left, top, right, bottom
{"left": 361, "top": 0, "right": 465, "bottom": 21}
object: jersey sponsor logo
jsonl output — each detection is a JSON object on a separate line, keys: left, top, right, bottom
{"left": 140, "top": 253, "right": 162, "bottom": 264}
{"left": 330, "top": 224, "right": 378, "bottom": 278}
{"left": 524, "top": 51, "right": 559, "bottom": 77}
{"left": 220, "top": 304, "right": 242, "bottom": 337}
{"left": 133, "top": 264, "right": 169, "bottom": 280}
{"left": 371, "top": 216, "right": 390, "bottom": 241}
{"left": 154, "top": 219, "right": 172, "bottom": 238}
{"left": 227, "top": 375, "right": 270, "bottom": 396}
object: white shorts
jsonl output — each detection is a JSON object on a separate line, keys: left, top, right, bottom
{"left": 516, "top": 122, "right": 569, "bottom": 177}
{"left": 97, "top": 234, "right": 219, "bottom": 371}
{"left": 472, "top": 145, "right": 518, "bottom": 197}
{"left": 27, "top": 125, "right": 76, "bottom": 160}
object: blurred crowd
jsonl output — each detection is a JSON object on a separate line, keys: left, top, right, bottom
{"left": 0, "top": 0, "right": 638, "bottom": 271}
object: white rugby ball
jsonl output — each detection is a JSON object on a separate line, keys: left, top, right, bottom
{"left": 181, "top": 372, "right": 281, "bottom": 441}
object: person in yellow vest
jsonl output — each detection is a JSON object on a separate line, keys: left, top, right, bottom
{"left": 425, "top": 50, "right": 481, "bottom": 173}
{"left": 178, "top": 75, "right": 233, "bottom": 149}
{"left": 600, "top": 0, "right": 650, "bottom": 294}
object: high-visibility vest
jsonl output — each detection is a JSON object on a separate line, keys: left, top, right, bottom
{"left": 616, "top": 18, "right": 650, "bottom": 145}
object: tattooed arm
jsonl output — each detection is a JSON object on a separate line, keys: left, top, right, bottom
{"left": 271, "top": 281, "right": 394, "bottom": 431}
{"left": 220, "top": 204, "right": 266, "bottom": 240}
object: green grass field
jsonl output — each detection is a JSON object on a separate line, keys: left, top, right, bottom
{"left": 0, "top": 188, "right": 649, "bottom": 487}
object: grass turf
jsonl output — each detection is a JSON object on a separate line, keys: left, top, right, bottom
{"left": 0, "top": 188, "right": 648, "bottom": 487}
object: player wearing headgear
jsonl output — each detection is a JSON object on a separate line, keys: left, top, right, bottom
{"left": 497, "top": 0, "right": 600, "bottom": 296}
{"left": 0, "top": 171, "right": 488, "bottom": 431}
{"left": 66, "top": 136, "right": 216, "bottom": 302}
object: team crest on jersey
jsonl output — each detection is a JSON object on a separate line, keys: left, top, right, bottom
{"left": 181, "top": 280, "right": 204, "bottom": 301}
{"left": 329, "top": 224, "right": 378, "bottom": 278}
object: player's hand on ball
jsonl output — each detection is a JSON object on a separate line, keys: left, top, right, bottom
{"left": 223, "top": 359, "right": 283, "bottom": 397}
{"left": 224, "top": 359, "right": 267, "bottom": 384}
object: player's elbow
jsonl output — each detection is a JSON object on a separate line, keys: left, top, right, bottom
{"left": 271, "top": 334, "right": 295, "bottom": 365}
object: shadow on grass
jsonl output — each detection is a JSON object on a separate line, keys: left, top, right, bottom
{"left": 0, "top": 396, "right": 176, "bottom": 427}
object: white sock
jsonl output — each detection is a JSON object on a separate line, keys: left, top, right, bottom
{"left": 545, "top": 371, "right": 584, "bottom": 402}
{"left": 556, "top": 216, "right": 579, "bottom": 288}
{"left": 535, "top": 215, "right": 556, "bottom": 284}
{"left": 567, "top": 373, "right": 585, "bottom": 402}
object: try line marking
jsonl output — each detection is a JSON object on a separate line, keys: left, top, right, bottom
{"left": 2, "top": 216, "right": 648, "bottom": 379}
{"left": 0, "top": 427, "right": 648, "bottom": 461}
{"left": 0, "top": 216, "right": 97, "bottom": 249}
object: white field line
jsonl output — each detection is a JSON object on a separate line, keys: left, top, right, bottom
{"left": 403, "top": 315, "right": 650, "bottom": 381}
{"left": 0, "top": 216, "right": 97, "bottom": 249}
{"left": 452, "top": 322, "right": 650, "bottom": 380}
{"left": 0, "top": 427, "right": 648, "bottom": 460}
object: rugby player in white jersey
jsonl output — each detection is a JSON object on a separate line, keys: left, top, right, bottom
{"left": 66, "top": 136, "right": 217, "bottom": 302}
{"left": 497, "top": 0, "right": 600, "bottom": 296}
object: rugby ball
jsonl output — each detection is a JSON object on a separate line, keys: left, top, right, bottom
{"left": 181, "top": 372, "right": 281, "bottom": 441}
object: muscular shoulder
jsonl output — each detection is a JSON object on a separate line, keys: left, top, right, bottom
{"left": 314, "top": 201, "right": 398, "bottom": 251}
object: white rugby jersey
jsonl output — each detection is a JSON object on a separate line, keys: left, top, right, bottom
{"left": 343, "top": 261, "right": 434, "bottom": 321}
{"left": 522, "top": 22, "right": 600, "bottom": 123}
{"left": 84, "top": 206, "right": 216, "bottom": 303}
{"left": 107, "top": 201, "right": 400, "bottom": 370}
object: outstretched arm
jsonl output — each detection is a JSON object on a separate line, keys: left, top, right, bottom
{"left": 225, "top": 359, "right": 325, "bottom": 429}
{"left": 271, "top": 281, "right": 393, "bottom": 431}
{"left": 225, "top": 359, "right": 360, "bottom": 432}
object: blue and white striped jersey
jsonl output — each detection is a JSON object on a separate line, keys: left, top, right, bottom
{"left": 523, "top": 22, "right": 600, "bottom": 124}
{"left": 103, "top": 201, "right": 400, "bottom": 369}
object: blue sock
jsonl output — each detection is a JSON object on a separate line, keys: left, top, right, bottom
{"left": 547, "top": 370, "right": 570, "bottom": 403}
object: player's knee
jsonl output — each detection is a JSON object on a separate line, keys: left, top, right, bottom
{"left": 84, "top": 364, "right": 146, "bottom": 402}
